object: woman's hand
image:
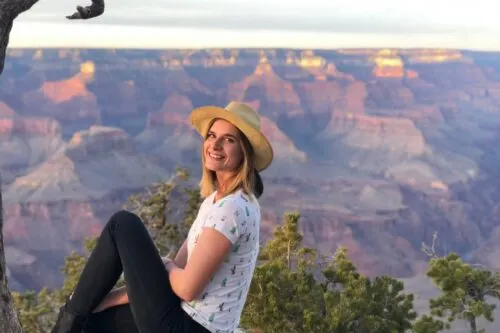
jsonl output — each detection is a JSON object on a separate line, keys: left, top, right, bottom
{"left": 161, "top": 256, "right": 172, "bottom": 265}
{"left": 92, "top": 286, "right": 129, "bottom": 313}
{"left": 162, "top": 256, "right": 177, "bottom": 272}
{"left": 93, "top": 300, "right": 110, "bottom": 313}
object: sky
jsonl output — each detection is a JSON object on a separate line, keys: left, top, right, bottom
{"left": 9, "top": 0, "right": 500, "bottom": 50}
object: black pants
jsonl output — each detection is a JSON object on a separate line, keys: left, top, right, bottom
{"left": 84, "top": 304, "right": 140, "bottom": 333}
{"left": 67, "top": 210, "right": 209, "bottom": 333}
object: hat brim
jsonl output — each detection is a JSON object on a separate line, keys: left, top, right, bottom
{"left": 189, "top": 105, "right": 274, "bottom": 172}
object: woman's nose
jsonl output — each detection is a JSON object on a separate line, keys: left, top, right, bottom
{"left": 213, "top": 138, "right": 223, "bottom": 149}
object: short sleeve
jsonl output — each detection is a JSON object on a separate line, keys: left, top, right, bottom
{"left": 203, "top": 199, "right": 242, "bottom": 244}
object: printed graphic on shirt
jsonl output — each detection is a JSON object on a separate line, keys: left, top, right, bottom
{"left": 181, "top": 189, "right": 260, "bottom": 333}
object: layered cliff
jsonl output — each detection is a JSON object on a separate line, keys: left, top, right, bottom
{"left": 21, "top": 67, "right": 100, "bottom": 136}
{"left": 323, "top": 112, "right": 426, "bottom": 154}
{"left": 0, "top": 116, "right": 65, "bottom": 184}
{"left": 5, "top": 125, "right": 172, "bottom": 203}
{"left": 2, "top": 47, "right": 500, "bottom": 289}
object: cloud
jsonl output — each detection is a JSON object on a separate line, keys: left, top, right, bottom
{"left": 10, "top": 0, "right": 500, "bottom": 50}
{"left": 19, "top": 6, "right": 489, "bottom": 35}
{"left": 14, "top": 0, "right": 499, "bottom": 45}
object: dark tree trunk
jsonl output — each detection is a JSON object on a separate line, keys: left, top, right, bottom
{"left": 0, "top": 185, "right": 23, "bottom": 333}
{"left": 469, "top": 317, "right": 477, "bottom": 333}
{"left": 0, "top": 0, "right": 39, "bottom": 73}
{"left": 0, "top": 1, "right": 41, "bottom": 331}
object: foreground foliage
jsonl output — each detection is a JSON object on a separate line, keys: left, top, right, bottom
{"left": 241, "top": 212, "right": 417, "bottom": 333}
{"left": 11, "top": 170, "right": 500, "bottom": 333}
{"left": 425, "top": 253, "right": 500, "bottom": 333}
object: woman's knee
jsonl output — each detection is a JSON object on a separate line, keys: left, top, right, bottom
{"left": 108, "top": 210, "right": 144, "bottom": 233}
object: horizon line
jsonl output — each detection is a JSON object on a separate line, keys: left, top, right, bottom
{"left": 7, "top": 45, "right": 500, "bottom": 53}
{"left": 9, "top": 22, "right": 500, "bottom": 52}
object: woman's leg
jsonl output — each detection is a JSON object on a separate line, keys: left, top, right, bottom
{"left": 82, "top": 305, "right": 209, "bottom": 333}
{"left": 83, "top": 304, "right": 139, "bottom": 333}
{"left": 64, "top": 210, "right": 184, "bottom": 333}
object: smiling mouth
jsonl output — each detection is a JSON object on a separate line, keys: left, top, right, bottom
{"left": 208, "top": 152, "right": 225, "bottom": 161}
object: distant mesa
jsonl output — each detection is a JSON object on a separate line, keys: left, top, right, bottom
{"left": 288, "top": 50, "right": 328, "bottom": 70}
{"left": 68, "top": 125, "right": 129, "bottom": 145}
{"left": 146, "top": 94, "right": 195, "bottom": 128}
{"left": 32, "top": 61, "right": 96, "bottom": 105}
{"left": 322, "top": 112, "right": 426, "bottom": 155}
{"left": 371, "top": 51, "right": 406, "bottom": 78}
{"left": 338, "top": 48, "right": 465, "bottom": 64}
{"left": 227, "top": 59, "right": 303, "bottom": 117}
{"left": 196, "top": 50, "right": 238, "bottom": 67}
{"left": 21, "top": 69, "right": 100, "bottom": 126}
{"left": 284, "top": 50, "right": 353, "bottom": 81}
{"left": 40, "top": 73, "right": 92, "bottom": 104}
{"left": 158, "top": 93, "right": 194, "bottom": 115}
{"left": 336, "top": 48, "right": 467, "bottom": 79}
{"left": 296, "top": 53, "right": 326, "bottom": 68}
{"left": 67, "top": 125, "right": 135, "bottom": 158}
{"left": 253, "top": 56, "right": 276, "bottom": 77}
{"left": 405, "top": 49, "right": 465, "bottom": 64}
{"left": 370, "top": 51, "right": 420, "bottom": 79}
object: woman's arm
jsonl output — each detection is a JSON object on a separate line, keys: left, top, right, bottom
{"left": 92, "top": 286, "right": 129, "bottom": 313}
{"left": 166, "top": 228, "right": 232, "bottom": 302}
{"left": 167, "top": 202, "right": 243, "bottom": 302}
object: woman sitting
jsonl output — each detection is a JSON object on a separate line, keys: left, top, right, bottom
{"left": 51, "top": 101, "right": 274, "bottom": 333}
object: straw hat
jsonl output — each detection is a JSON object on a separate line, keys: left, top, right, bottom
{"left": 189, "top": 101, "right": 274, "bottom": 171}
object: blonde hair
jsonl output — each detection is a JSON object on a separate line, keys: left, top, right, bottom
{"left": 199, "top": 119, "right": 263, "bottom": 200}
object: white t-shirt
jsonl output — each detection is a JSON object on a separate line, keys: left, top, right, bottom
{"left": 181, "top": 189, "right": 261, "bottom": 333}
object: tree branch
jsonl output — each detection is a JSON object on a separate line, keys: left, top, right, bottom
{"left": 2, "top": 0, "right": 40, "bottom": 18}
{"left": 421, "top": 231, "right": 440, "bottom": 259}
{"left": 0, "top": 14, "right": 13, "bottom": 75}
{"left": 0, "top": 0, "right": 106, "bottom": 74}
{"left": 0, "top": 0, "right": 41, "bottom": 74}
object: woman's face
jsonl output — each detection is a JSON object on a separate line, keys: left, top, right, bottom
{"left": 203, "top": 119, "right": 244, "bottom": 175}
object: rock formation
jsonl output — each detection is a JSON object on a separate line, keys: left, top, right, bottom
{"left": 1, "top": 47, "right": 500, "bottom": 290}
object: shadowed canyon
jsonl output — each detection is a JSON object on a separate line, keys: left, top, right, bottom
{"left": 2, "top": 47, "right": 500, "bottom": 315}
